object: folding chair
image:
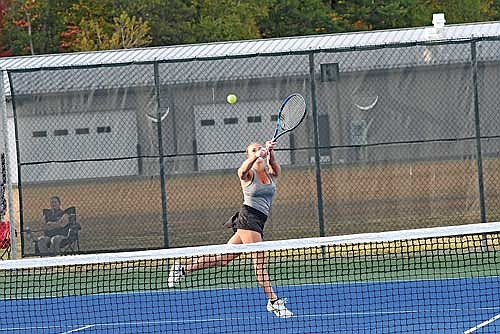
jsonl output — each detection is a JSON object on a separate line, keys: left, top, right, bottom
{"left": 25, "top": 206, "right": 81, "bottom": 256}
{"left": 58, "top": 206, "right": 81, "bottom": 254}
{"left": 0, "top": 220, "right": 10, "bottom": 260}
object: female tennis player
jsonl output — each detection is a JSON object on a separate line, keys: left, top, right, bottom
{"left": 168, "top": 140, "right": 293, "bottom": 318}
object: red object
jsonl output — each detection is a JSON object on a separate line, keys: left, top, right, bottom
{"left": 0, "top": 220, "right": 10, "bottom": 249}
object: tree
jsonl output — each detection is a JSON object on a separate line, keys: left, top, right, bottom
{"left": 69, "top": 12, "right": 151, "bottom": 51}
{"left": 61, "top": 1, "right": 152, "bottom": 51}
{"left": 259, "top": 0, "right": 345, "bottom": 38}
{"left": 489, "top": 0, "right": 500, "bottom": 20}
{"left": 335, "top": 0, "right": 424, "bottom": 31}
{"left": 421, "top": 0, "right": 490, "bottom": 24}
{"left": 2, "top": 0, "right": 67, "bottom": 55}
{"left": 118, "top": 0, "right": 197, "bottom": 46}
{"left": 0, "top": 0, "right": 14, "bottom": 56}
{"left": 190, "top": 0, "right": 268, "bottom": 43}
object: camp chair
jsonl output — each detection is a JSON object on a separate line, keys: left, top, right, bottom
{"left": 25, "top": 206, "right": 81, "bottom": 256}
{"left": 58, "top": 207, "right": 81, "bottom": 254}
{"left": 0, "top": 220, "right": 10, "bottom": 260}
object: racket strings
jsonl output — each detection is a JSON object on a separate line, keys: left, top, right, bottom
{"left": 280, "top": 95, "right": 306, "bottom": 130}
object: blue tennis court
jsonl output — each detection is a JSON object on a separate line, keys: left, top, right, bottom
{"left": 1, "top": 276, "right": 499, "bottom": 334}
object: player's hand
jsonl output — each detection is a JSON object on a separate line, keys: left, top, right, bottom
{"left": 265, "top": 141, "right": 277, "bottom": 152}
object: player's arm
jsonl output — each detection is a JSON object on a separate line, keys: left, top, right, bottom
{"left": 238, "top": 148, "right": 266, "bottom": 181}
{"left": 266, "top": 141, "right": 280, "bottom": 177}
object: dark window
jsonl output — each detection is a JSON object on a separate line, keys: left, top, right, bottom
{"left": 224, "top": 117, "right": 238, "bottom": 125}
{"left": 271, "top": 115, "right": 278, "bottom": 122}
{"left": 97, "top": 126, "right": 111, "bottom": 133}
{"left": 32, "top": 131, "right": 47, "bottom": 138}
{"left": 247, "top": 116, "right": 262, "bottom": 123}
{"left": 201, "top": 119, "right": 215, "bottom": 126}
{"left": 319, "top": 114, "right": 331, "bottom": 157}
{"left": 54, "top": 129, "right": 68, "bottom": 136}
{"left": 75, "top": 128, "right": 90, "bottom": 135}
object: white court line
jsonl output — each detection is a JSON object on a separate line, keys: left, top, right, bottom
{"left": 464, "top": 313, "right": 500, "bottom": 334}
{"left": 2, "top": 308, "right": 499, "bottom": 332}
{"left": 60, "top": 325, "right": 95, "bottom": 334}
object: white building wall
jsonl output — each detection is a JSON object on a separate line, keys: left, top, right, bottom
{"left": 18, "top": 111, "right": 137, "bottom": 182}
{"left": 194, "top": 99, "right": 291, "bottom": 171}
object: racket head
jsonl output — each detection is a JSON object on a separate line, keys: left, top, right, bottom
{"left": 272, "top": 93, "right": 306, "bottom": 141}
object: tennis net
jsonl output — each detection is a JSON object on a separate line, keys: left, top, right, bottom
{"left": 1, "top": 222, "right": 500, "bottom": 333}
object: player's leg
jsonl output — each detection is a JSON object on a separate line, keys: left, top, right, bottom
{"left": 237, "top": 229, "right": 276, "bottom": 299}
{"left": 239, "top": 229, "right": 293, "bottom": 318}
{"left": 168, "top": 232, "right": 242, "bottom": 287}
{"left": 186, "top": 232, "right": 241, "bottom": 271}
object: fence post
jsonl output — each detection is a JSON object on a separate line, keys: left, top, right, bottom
{"left": 154, "top": 61, "right": 170, "bottom": 248}
{"left": 471, "top": 41, "right": 487, "bottom": 226}
{"left": 308, "top": 53, "right": 325, "bottom": 237}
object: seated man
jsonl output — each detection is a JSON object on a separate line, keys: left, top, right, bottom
{"left": 37, "top": 196, "right": 77, "bottom": 256}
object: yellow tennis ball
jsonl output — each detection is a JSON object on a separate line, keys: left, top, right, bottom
{"left": 227, "top": 94, "right": 237, "bottom": 104}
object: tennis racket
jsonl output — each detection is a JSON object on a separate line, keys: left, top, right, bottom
{"left": 272, "top": 93, "right": 307, "bottom": 141}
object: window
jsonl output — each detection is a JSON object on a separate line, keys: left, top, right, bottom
{"left": 318, "top": 114, "right": 331, "bottom": 159}
{"left": 75, "top": 128, "right": 90, "bottom": 135}
{"left": 201, "top": 119, "right": 215, "bottom": 126}
{"left": 54, "top": 129, "right": 69, "bottom": 136}
{"left": 224, "top": 117, "right": 238, "bottom": 125}
{"left": 97, "top": 126, "right": 111, "bottom": 134}
{"left": 32, "top": 131, "right": 47, "bottom": 138}
{"left": 247, "top": 116, "right": 261, "bottom": 123}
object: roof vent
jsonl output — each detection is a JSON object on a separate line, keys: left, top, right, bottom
{"left": 425, "top": 13, "right": 446, "bottom": 40}
{"left": 432, "top": 13, "right": 446, "bottom": 29}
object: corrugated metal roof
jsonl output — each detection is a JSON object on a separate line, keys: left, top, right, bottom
{"left": 0, "top": 21, "right": 499, "bottom": 71}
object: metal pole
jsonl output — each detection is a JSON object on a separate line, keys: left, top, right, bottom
{"left": 471, "top": 41, "right": 488, "bottom": 251}
{"left": 471, "top": 41, "right": 487, "bottom": 225}
{"left": 1, "top": 70, "right": 17, "bottom": 258}
{"left": 154, "top": 61, "right": 169, "bottom": 248}
{"left": 309, "top": 54, "right": 325, "bottom": 237}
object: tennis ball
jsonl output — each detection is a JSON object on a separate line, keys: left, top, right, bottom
{"left": 227, "top": 94, "right": 237, "bottom": 104}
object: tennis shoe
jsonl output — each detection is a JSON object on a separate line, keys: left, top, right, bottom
{"left": 267, "top": 298, "right": 293, "bottom": 318}
{"left": 168, "top": 263, "right": 185, "bottom": 288}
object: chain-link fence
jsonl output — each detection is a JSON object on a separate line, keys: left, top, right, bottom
{"left": 5, "top": 38, "right": 500, "bottom": 256}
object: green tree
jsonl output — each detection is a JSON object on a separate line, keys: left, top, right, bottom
{"left": 259, "top": 0, "right": 345, "bottom": 38}
{"left": 489, "top": 0, "right": 500, "bottom": 20}
{"left": 419, "top": 0, "right": 490, "bottom": 24}
{"left": 2, "top": 0, "right": 67, "bottom": 55}
{"left": 117, "top": 0, "right": 197, "bottom": 46}
{"left": 335, "top": 0, "right": 424, "bottom": 31}
{"left": 62, "top": 1, "right": 152, "bottom": 51}
{"left": 0, "top": 0, "right": 14, "bottom": 56}
{"left": 70, "top": 12, "right": 151, "bottom": 51}
{"left": 190, "top": 0, "right": 268, "bottom": 43}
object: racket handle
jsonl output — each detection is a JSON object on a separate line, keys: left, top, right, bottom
{"left": 272, "top": 127, "right": 279, "bottom": 142}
